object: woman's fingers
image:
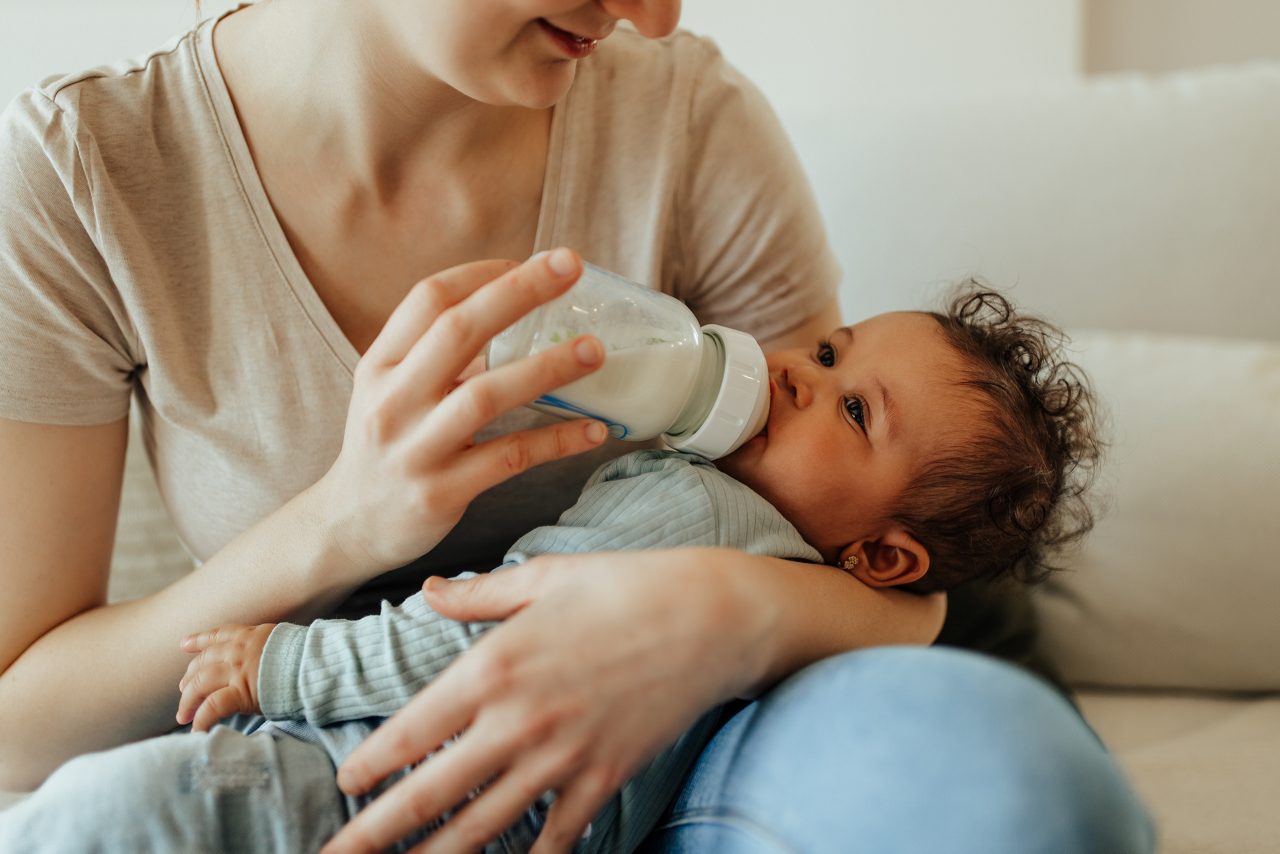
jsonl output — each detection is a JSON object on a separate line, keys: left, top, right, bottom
{"left": 530, "top": 771, "right": 617, "bottom": 854}
{"left": 417, "top": 334, "right": 603, "bottom": 451}
{"left": 327, "top": 724, "right": 516, "bottom": 854}
{"left": 337, "top": 672, "right": 478, "bottom": 797}
{"left": 363, "top": 259, "right": 518, "bottom": 368}
{"left": 416, "top": 754, "right": 571, "bottom": 854}
{"left": 446, "top": 355, "right": 489, "bottom": 395}
{"left": 391, "top": 249, "right": 583, "bottom": 404}
{"left": 421, "top": 558, "right": 561, "bottom": 623}
{"left": 426, "top": 419, "right": 608, "bottom": 509}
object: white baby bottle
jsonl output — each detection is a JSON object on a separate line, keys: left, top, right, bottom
{"left": 487, "top": 263, "right": 770, "bottom": 460}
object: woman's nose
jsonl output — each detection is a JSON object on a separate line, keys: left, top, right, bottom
{"left": 600, "top": 0, "right": 682, "bottom": 38}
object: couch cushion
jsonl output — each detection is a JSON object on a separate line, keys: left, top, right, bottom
{"left": 787, "top": 64, "right": 1280, "bottom": 342}
{"left": 1034, "top": 331, "right": 1280, "bottom": 691}
{"left": 1077, "top": 690, "right": 1280, "bottom": 854}
{"left": 107, "top": 419, "right": 194, "bottom": 604}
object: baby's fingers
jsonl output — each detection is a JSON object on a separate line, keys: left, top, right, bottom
{"left": 180, "top": 624, "right": 255, "bottom": 654}
{"left": 191, "top": 686, "right": 250, "bottom": 733}
{"left": 177, "top": 656, "right": 239, "bottom": 723}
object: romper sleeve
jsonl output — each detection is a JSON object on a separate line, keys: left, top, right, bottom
{"left": 505, "top": 449, "right": 820, "bottom": 561}
{"left": 257, "top": 576, "right": 499, "bottom": 726}
{"left": 673, "top": 41, "right": 841, "bottom": 342}
{"left": 0, "top": 89, "right": 137, "bottom": 425}
{"left": 505, "top": 450, "right": 721, "bottom": 557}
{"left": 691, "top": 465, "right": 824, "bottom": 562}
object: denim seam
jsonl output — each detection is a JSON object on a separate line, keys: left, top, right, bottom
{"left": 656, "top": 808, "right": 797, "bottom": 854}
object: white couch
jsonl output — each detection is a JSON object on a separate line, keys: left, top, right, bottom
{"left": 786, "top": 63, "right": 1280, "bottom": 853}
{"left": 5, "top": 62, "right": 1279, "bottom": 853}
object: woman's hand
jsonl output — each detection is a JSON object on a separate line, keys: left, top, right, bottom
{"left": 176, "top": 623, "right": 276, "bottom": 731}
{"left": 313, "top": 249, "right": 607, "bottom": 578}
{"left": 319, "top": 551, "right": 944, "bottom": 854}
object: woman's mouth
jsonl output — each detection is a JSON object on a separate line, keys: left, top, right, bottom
{"left": 537, "top": 19, "right": 599, "bottom": 60}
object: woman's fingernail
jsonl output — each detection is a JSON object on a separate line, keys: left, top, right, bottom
{"left": 574, "top": 336, "right": 603, "bottom": 366}
{"left": 424, "top": 576, "right": 447, "bottom": 592}
{"left": 547, "top": 247, "right": 577, "bottom": 276}
{"left": 586, "top": 421, "right": 607, "bottom": 444}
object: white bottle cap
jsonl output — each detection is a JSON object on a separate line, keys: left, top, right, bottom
{"left": 664, "top": 325, "right": 770, "bottom": 460}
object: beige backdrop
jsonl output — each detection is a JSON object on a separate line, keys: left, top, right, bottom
{"left": 1087, "top": 0, "right": 1280, "bottom": 72}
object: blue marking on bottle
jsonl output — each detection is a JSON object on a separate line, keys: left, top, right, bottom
{"left": 535, "top": 396, "right": 629, "bottom": 439}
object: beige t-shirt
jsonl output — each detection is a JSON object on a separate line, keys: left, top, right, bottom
{"left": 0, "top": 16, "right": 838, "bottom": 583}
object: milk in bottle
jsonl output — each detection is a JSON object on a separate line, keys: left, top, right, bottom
{"left": 487, "top": 263, "right": 769, "bottom": 460}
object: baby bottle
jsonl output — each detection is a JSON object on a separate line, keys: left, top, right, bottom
{"left": 487, "top": 263, "right": 770, "bottom": 460}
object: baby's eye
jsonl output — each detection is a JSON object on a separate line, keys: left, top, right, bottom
{"left": 816, "top": 342, "right": 835, "bottom": 367}
{"left": 844, "top": 397, "right": 867, "bottom": 429}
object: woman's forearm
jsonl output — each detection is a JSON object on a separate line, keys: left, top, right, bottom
{"left": 0, "top": 254, "right": 611, "bottom": 791}
{"left": 0, "top": 483, "right": 361, "bottom": 791}
{"left": 324, "top": 548, "right": 947, "bottom": 853}
{"left": 735, "top": 554, "right": 948, "bottom": 697}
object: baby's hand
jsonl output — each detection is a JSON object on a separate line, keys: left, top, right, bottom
{"left": 177, "top": 623, "right": 277, "bottom": 732}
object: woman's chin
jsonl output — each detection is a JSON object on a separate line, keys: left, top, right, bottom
{"left": 499, "top": 64, "right": 578, "bottom": 109}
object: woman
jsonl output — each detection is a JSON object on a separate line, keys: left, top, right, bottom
{"left": 0, "top": 1, "right": 1152, "bottom": 851}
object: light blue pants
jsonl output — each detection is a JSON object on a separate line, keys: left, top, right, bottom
{"left": 0, "top": 647, "right": 1154, "bottom": 853}
{"left": 643, "top": 646, "right": 1156, "bottom": 853}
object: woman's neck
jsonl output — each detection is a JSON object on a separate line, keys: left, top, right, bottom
{"left": 209, "top": 0, "right": 553, "bottom": 355}
{"left": 214, "top": 0, "right": 546, "bottom": 201}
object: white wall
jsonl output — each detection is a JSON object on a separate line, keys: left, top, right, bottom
{"left": 679, "top": 0, "right": 1082, "bottom": 119}
{"left": 0, "top": 0, "right": 240, "bottom": 105}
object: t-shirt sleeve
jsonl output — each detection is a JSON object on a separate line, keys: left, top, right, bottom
{"left": 673, "top": 41, "right": 841, "bottom": 342}
{"left": 0, "top": 89, "right": 137, "bottom": 425}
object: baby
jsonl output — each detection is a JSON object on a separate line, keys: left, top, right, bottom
{"left": 0, "top": 286, "right": 1101, "bottom": 854}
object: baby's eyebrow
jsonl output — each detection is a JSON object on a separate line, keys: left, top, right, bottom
{"left": 837, "top": 326, "right": 896, "bottom": 440}
{"left": 874, "top": 377, "right": 898, "bottom": 443}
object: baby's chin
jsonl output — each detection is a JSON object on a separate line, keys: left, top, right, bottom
{"left": 713, "top": 439, "right": 760, "bottom": 486}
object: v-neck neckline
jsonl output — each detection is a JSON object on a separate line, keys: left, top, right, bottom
{"left": 195, "top": 10, "right": 571, "bottom": 375}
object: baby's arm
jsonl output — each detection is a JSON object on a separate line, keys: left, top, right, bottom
{"left": 256, "top": 586, "right": 497, "bottom": 726}
{"left": 177, "top": 452, "right": 812, "bottom": 732}
{"left": 177, "top": 576, "right": 498, "bottom": 731}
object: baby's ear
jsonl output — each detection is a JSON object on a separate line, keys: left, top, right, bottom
{"left": 841, "top": 527, "right": 929, "bottom": 588}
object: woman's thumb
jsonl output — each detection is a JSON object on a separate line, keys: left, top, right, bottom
{"left": 421, "top": 567, "right": 540, "bottom": 621}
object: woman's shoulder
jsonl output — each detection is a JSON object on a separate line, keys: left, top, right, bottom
{"left": 6, "top": 28, "right": 208, "bottom": 146}
{"left": 583, "top": 26, "right": 758, "bottom": 117}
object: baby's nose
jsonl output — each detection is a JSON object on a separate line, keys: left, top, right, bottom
{"left": 786, "top": 366, "right": 816, "bottom": 408}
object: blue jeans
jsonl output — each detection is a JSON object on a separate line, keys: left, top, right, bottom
{"left": 643, "top": 646, "right": 1155, "bottom": 854}
{"left": 0, "top": 647, "right": 1153, "bottom": 853}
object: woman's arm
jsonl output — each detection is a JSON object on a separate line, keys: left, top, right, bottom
{"left": 0, "top": 251, "right": 609, "bottom": 790}
{"left": 0, "top": 422, "right": 388, "bottom": 792}
{"left": 0, "top": 413, "right": 399, "bottom": 790}
{"left": 322, "top": 549, "right": 944, "bottom": 854}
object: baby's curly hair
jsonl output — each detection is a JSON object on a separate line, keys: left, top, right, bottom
{"left": 894, "top": 283, "right": 1103, "bottom": 593}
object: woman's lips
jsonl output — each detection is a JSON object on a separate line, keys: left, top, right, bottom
{"left": 537, "top": 19, "right": 599, "bottom": 59}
